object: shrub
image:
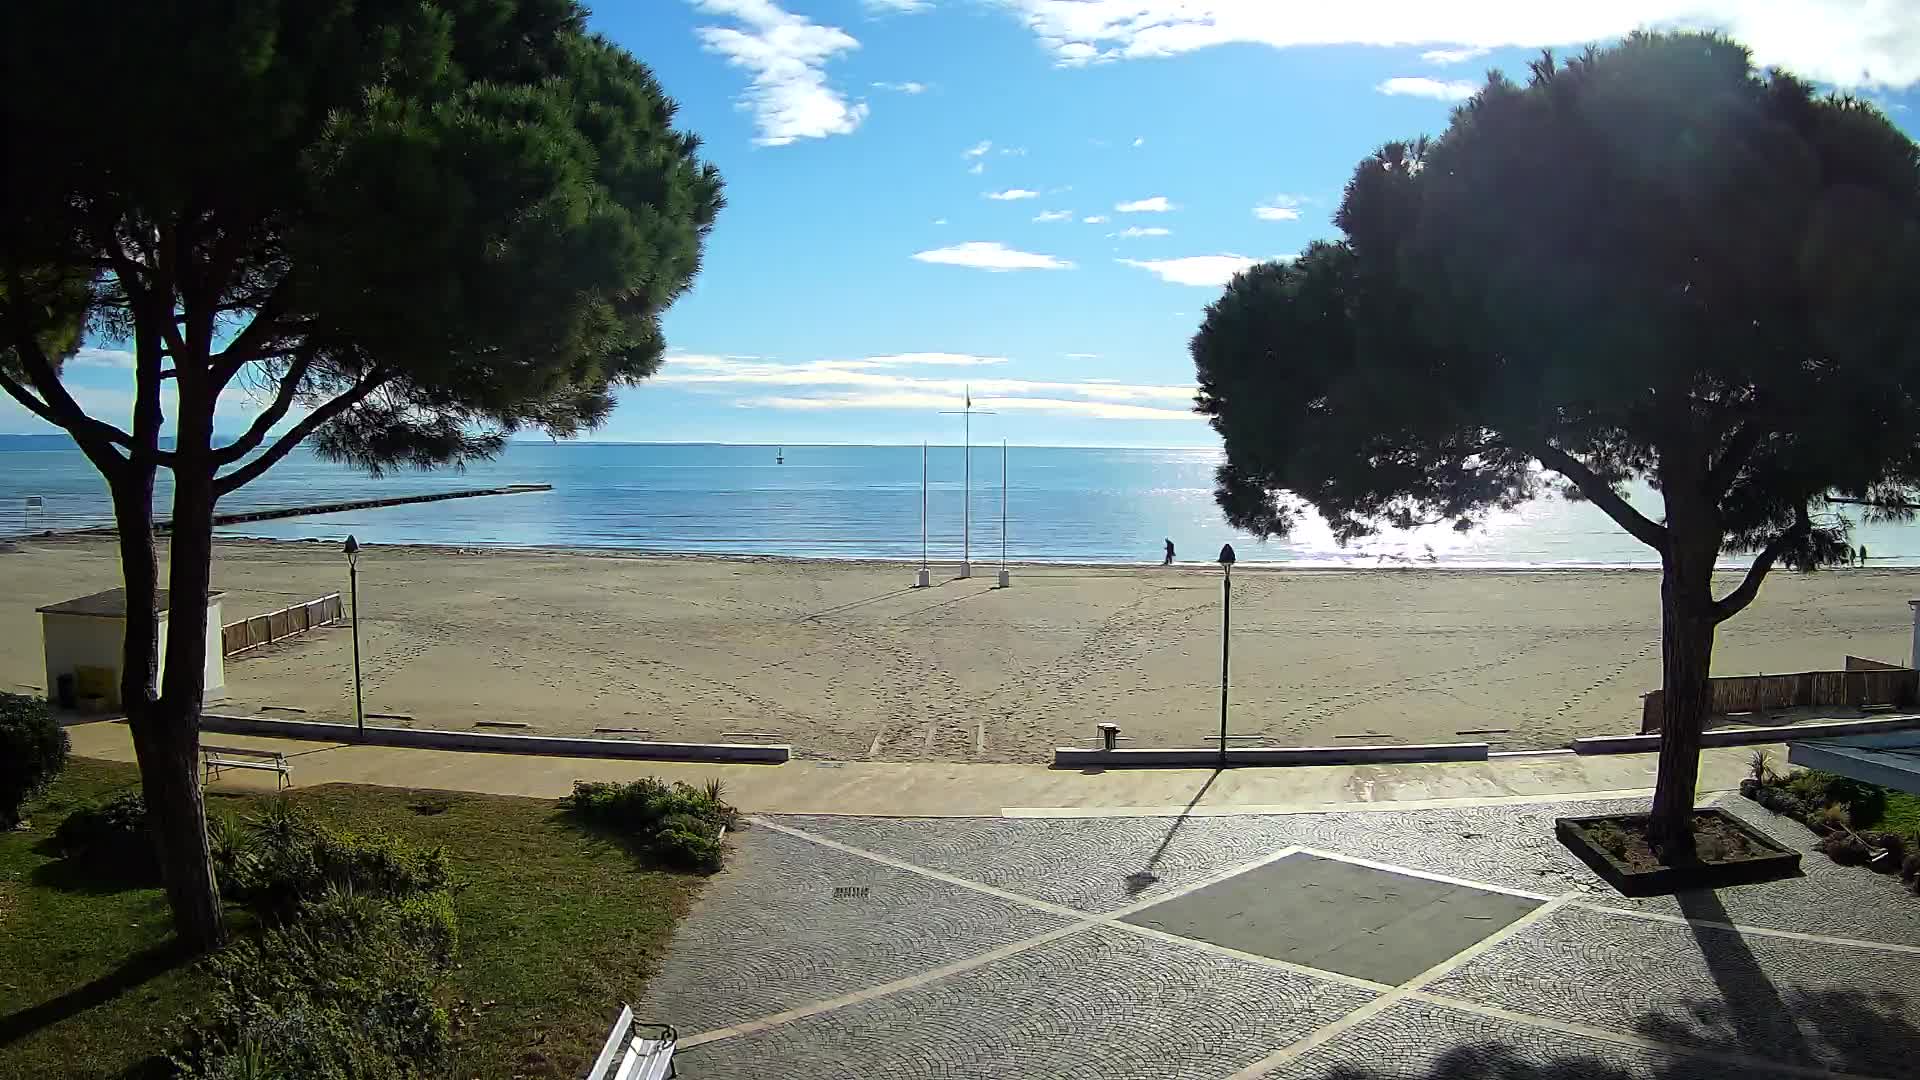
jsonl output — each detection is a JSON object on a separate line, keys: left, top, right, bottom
{"left": 564, "top": 777, "right": 737, "bottom": 871}
{"left": 228, "top": 806, "right": 450, "bottom": 923}
{"left": 1752, "top": 786, "right": 1808, "bottom": 820}
{"left": 1785, "top": 770, "right": 1889, "bottom": 825}
{"left": 0, "top": 691, "right": 67, "bottom": 828}
{"left": 1817, "top": 831, "right": 1871, "bottom": 866}
{"left": 172, "top": 890, "right": 454, "bottom": 1080}
{"left": 1810, "top": 803, "right": 1853, "bottom": 835}
{"left": 51, "top": 792, "right": 157, "bottom": 879}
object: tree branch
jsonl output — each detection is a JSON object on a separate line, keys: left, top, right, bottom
{"left": 212, "top": 369, "right": 389, "bottom": 496}
{"left": 1711, "top": 505, "right": 1810, "bottom": 624}
{"left": 1526, "top": 439, "right": 1669, "bottom": 551}
{"left": 0, "top": 276, "right": 138, "bottom": 466}
{"left": 211, "top": 349, "right": 315, "bottom": 465}
{"left": 1707, "top": 422, "right": 1764, "bottom": 496}
{"left": 210, "top": 279, "right": 291, "bottom": 387}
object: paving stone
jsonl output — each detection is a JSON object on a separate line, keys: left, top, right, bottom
{"left": 638, "top": 826, "right": 1074, "bottom": 1034}
{"left": 678, "top": 923, "right": 1378, "bottom": 1080}
{"left": 1262, "top": 999, "right": 1743, "bottom": 1080}
{"left": 1123, "top": 853, "right": 1542, "bottom": 985}
{"left": 1424, "top": 903, "right": 1920, "bottom": 1077}
{"left": 783, "top": 796, "right": 1920, "bottom": 945}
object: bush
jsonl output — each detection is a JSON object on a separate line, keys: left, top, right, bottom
{"left": 1906, "top": 851, "right": 1920, "bottom": 883}
{"left": 1785, "top": 770, "right": 1889, "bottom": 825}
{"left": 1751, "top": 785, "right": 1808, "bottom": 820}
{"left": 1817, "top": 831, "right": 1871, "bottom": 866}
{"left": 225, "top": 801, "right": 450, "bottom": 922}
{"left": 564, "top": 777, "right": 737, "bottom": 871}
{"left": 172, "top": 890, "right": 455, "bottom": 1080}
{"left": 0, "top": 691, "right": 67, "bottom": 828}
{"left": 51, "top": 791, "right": 157, "bottom": 879}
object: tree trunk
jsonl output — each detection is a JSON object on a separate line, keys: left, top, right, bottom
{"left": 1650, "top": 549, "right": 1718, "bottom": 859}
{"left": 146, "top": 406, "right": 227, "bottom": 953}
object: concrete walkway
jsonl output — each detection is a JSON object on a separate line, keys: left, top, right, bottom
{"left": 655, "top": 795, "right": 1920, "bottom": 1079}
{"left": 67, "top": 719, "right": 1768, "bottom": 816}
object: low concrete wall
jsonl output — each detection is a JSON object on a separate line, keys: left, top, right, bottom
{"left": 1053, "top": 742, "right": 1489, "bottom": 769}
{"left": 200, "top": 713, "right": 789, "bottom": 764}
{"left": 1573, "top": 714, "right": 1920, "bottom": 756}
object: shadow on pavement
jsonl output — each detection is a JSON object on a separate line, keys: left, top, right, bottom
{"left": 1123, "top": 768, "right": 1220, "bottom": 894}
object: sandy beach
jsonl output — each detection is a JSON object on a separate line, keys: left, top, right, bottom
{"left": 2, "top": 536, "right": 1914, "bottom": 761}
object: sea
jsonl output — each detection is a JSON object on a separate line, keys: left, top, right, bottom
{"left": 2, "top": 436, "right": 1915, "bottom": 567}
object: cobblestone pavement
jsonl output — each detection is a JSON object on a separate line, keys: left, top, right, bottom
{"left": 648, "top": 794, "right": 1920, "bottom": 1079}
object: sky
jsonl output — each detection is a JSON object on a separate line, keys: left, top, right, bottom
{"left": 12, "top": 0, "right": 1920, "bottom": 448}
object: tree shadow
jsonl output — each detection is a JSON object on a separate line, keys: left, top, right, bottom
{"left": 27, "top": 837, "right": 158, "bottom": 895}
{"left": 1627, "top": 889, "right": 1811, "bottom": 1065}
{"left": 1280, "top": 988, "right": 1920, "bottom": 1079}
{"left": 1123, "top": 769, "right": 1219, "bottom": 895}
{"left": 0, "top": 938, "right": 191, "bottom": 1048}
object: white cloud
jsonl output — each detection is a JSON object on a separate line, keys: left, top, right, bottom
{"left": 659, "top": 353, "right": 1199, "bottom": 421}
{"left": 1376, "top": 76, "right": 1478, "bottom": 100}
{"left": 1253, "top": 194, "right": 1305, "bottom": 221}
{"left": 1131, "top": 136, "right": 1146, "bottom": 147}
{"left": 1033, "top": 209, "right": 1074, "bottom": 222}
{"left": 67, "top": 348, "right": 136, "bottom": 370}
{"left": 1118, "top": 254, "right": 1260, "bottom": 286}
{"left": 872, "top": 80, "right": 929, "bottom": 93}
{"left": 864, "top": 0, "right": 930, "bottom": 12}
{"left": 1065, "top": 352, "right": 1100, "bottom": 359}
{"left": 1115, "top": 196, "right": 1175, "bottom": 213}
{"left": 911, "top": 241, "right": 1074, "bottom": 271}
{"left": 998, "top": 1, "right": 1920, "bottom": 89}
{"left": 963, "top": 140, "right": 992, "bottom": 159}
{"left": 932, "top": 217, "right": 949, "bottom": 225}
{"left": 968, "top": 161, "right": 986, "bottom": 175}
{"left": 1422, "top": 45, "right": 1489, "bottom": 64}
{"left": 1115, "top": 226, "right": 1171, "bottom": 238}
{"left": 693, "top": 0, "right": 867, "bottom": 146}
{"left": 1082, "top": 215, "right": 1109, "bottom": 223}
{"left": 1001, "top": 147, "right": 1028, "bottom": 156}
{"left": 986, "top": 188, "right": 1040, "bottom": 200}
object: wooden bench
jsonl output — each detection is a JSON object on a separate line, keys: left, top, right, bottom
{"left": 201, "top": 745, "right": 292, "bottom": 790}
{"left": 586, "top": 1005, "right": 676, "bottom": 1080}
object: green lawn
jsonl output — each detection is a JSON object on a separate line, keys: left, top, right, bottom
{"left": 1868, "top": 789, "right": 1920, "bottom": 835}
{"left": 1, "top": 759, "right": 704, "bottom": 1079}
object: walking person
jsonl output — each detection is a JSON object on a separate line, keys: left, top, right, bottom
{"left": 1163, "top": 538, "right": 1175, "bottom": 566}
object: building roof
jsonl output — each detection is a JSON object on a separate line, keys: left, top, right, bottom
{"left": 36, "top": 588, "right": 224, "bottom": 618}
{"left": 1787, "top": 730, "right": 1920, "bottom": 796}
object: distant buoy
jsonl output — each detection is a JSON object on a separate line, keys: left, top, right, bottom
{"left": 776, "top": 446, "right": 784, "bottom": 465}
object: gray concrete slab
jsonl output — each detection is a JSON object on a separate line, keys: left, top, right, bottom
{"left": 1120, "top": 853, "right": 1542, "bottom": 985}
{"left": 1426, "top": 903, "right": 1920, "bottom": 1077}
{"left": 677, "top": 924, "right": 1377, "bottom": 1080}
{"left": 1261, "top": 999, "right": 1739, "bottom": 1080}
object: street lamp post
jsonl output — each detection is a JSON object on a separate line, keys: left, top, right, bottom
{"left": 1218, "top": 543, "right": 1236, "bottom": 767}
{"left": 344, "top": 535, "right": 365, "bottom": 741}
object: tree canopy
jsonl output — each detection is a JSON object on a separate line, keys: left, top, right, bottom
{"left": 2, "top": 0, "right": 722, "bottom": 478}
{"left": 0, "top": 0, "right": 723, "bottom": 948}
{"left": 1194, "top": 32, "right": 1920, "bottom": 852}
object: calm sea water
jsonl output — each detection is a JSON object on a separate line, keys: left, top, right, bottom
{"left": 1, "top": 438, "right": 1914, "bottom": 566}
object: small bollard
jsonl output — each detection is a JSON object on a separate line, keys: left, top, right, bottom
{"left": 1097, "top": 722, "right": 1121, "bottom": 751}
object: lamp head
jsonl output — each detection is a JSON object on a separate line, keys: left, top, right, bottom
{"left": 1218, "top": 543, "right": 1236, "bottom": 566}
{"left": 343, "top": 535, "right": 360, "bottom": 562}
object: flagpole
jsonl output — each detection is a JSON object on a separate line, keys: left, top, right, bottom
{"left": 938, "top": 389, "right": 992, "bottom": 582}
{"left": 997, "top": 439, "right": 1011, "bottom": 588}
{"left": 963, "top": 390, "right": 972, "bottom": 578}
{"left": 915, "top": 442, "right": 930, "bottom": 587}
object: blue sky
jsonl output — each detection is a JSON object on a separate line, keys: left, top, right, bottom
{"left": 13, "top": 1, "right": 1920, "bottom": 448}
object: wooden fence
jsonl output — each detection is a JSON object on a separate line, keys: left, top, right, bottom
{"left": 1640, "top": 658, "right": 1918, "bottom": 733}
{"left": 221, "top": 593, "right": 343, "bottom": 658}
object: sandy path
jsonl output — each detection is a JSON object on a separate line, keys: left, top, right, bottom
{"left": 1, "top": 536, "right": 1913, "bottom": 761}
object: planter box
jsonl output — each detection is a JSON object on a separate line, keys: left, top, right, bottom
{"left": 1555, "top": 808, "right": 1802, "bottom": 897}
